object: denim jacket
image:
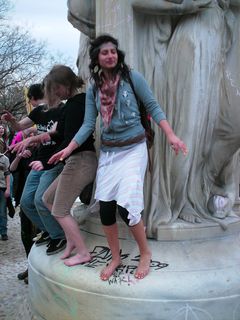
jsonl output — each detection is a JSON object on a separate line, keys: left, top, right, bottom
{"left": 73, "top": 70, "right": 166, "bottom": 152}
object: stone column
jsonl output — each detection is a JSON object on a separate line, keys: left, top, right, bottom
{"left": 96, "top": 1, "right": 134, "bottom": 67}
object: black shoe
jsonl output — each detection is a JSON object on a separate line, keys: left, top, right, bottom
{"left": 46, "top": 239, "right": 67, "bottom": 255}
{"left": 24, "top": 277, "right": 28, "bottom": 284}
{"left": 1, "top": 234, "right": 8, "bottom": 241}
{"left": 35, "top": 232, "right": 50, "bottom": 247}
{"left": 17, "top": 269, "right": 28, "bottom": 280}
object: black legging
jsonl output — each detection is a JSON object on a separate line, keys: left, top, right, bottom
{"left": 19, "top": 208, "right": 39, "bottom": 257}
{"left": 99, "top": 200, "right": 130, "bottom": 226}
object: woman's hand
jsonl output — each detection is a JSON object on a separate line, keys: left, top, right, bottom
{"left": 48, "top": 146, "right": 72, "bottom": 164}
{"left": 9, "top": 133, "right": 50, "bottom": 154}
{"left": 29, "top": 161, "right": 44, "bottom": 171}
{"left": 39, "top": 132, "right": 51, "bottom": 144}
{"left": 19, "top": 149, "right": 32, "bottom": 159}
{"left": 159, "top": 120, "right": 188, "bottom": 155}
{"left": 9, "top": 137, "right": 32, "bottom": 154}
{"left": 167, "top": 133, "right": 188, "bottom": 156}
{"left": 48, "top": 140, "right": 79, "bottom": 164}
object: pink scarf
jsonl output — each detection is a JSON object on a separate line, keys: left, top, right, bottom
{"left": 99, "top": 74, "right": 120, "bottom": 128}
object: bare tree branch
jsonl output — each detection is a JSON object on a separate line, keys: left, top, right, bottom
{"left": 0, "top": 0, "right": 76, "bottom": 120}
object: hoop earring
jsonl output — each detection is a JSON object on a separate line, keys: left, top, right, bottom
{"left": 98, "top": 68, "right": 102, "bottom": 77}
{"left": 93, "top": 65, "right": 99, "bottom": 73}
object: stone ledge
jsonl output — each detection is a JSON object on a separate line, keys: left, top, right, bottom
{"left": 74, "top": 203, "right": 240, "bottom": 241}
{"left": 29, "top": 219, "right": 240, "bottom": 320}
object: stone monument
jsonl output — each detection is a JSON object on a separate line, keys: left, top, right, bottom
{"left": 28, "top": 1, "right": 240, "bottom": 319}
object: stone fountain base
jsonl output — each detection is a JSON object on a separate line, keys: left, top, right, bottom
{"left": 28, "top": 208, "right": 240, "bottom": 320}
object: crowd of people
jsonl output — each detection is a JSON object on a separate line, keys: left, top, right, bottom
{"left": 0, "top": 34, "right": 187, "bottom": 282}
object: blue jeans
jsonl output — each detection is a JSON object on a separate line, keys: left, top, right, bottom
{"left": 20, "top": 163, "right": 65, "bottom": 240}
{"left": 0, "top": 189, "right": 7, "bottom": 235}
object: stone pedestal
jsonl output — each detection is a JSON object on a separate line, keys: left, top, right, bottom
{"left": 29, "top": 208, "right": 240, "bottom": 320}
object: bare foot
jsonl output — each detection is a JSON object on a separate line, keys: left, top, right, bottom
{"left": 60, "top": 243, "right": 76, "bottom": 260}
{"left": 64, "top": 252, "right": 91, "bottom": 267}
{"left": 134, "top": 252, "right": 151, "bottom": 280}
{"left": 100, "top": 259, "right": 122, "bottom": 281}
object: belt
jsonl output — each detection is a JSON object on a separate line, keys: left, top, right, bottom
{"left": 101, "top": 133, "right": 146, "bottom": 147}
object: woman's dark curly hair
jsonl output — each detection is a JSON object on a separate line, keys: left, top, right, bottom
{"left": 89, "top": 34, "right": 130, "bottom": 88}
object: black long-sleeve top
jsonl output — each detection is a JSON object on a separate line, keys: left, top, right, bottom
{"left": 27, "top": 103, "right": 65, "bottom": 170}
{"left": 51, "top": 93, "right": 95, "bottom": 155}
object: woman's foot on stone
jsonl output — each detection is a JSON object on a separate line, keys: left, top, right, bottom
{"left": 134, "top": 252, "right": 151, "bottom": 280}
{"left": 100, "top": 259, "right": 122, "bottom": 281}
{"left": 60, "top": 243, "right": 76, "bottom": 260}
{"left": 64, "top": 252, "right": 91, "bottom": 266}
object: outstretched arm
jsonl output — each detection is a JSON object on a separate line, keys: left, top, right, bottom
{"left": 48, "top": 86, "right": 98, "bottom": 164}
{"left": 1, "top": 110, "right": 34, "bottom": 131}
{"left": 9, "top": 132, "right": 50, "bottom": 154}
{"left": 131, "top": 0, "right": 211, "bottom": 15}
{"left": 48, "top": 140, "right": 79, "bottom": 165}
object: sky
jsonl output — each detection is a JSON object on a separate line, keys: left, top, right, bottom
{"left": 9, "top": 0, "right": 80, "bottom": 64}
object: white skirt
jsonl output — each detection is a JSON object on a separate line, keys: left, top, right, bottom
{"left": 94, "top": 142, "right": 148, "bottom": 226}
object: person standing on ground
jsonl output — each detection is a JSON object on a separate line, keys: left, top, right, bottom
{"left": 2, "top": 83, "right": 66, "bottom": 255}
{"left": 10, "top": 128, "right": 39, "bottom": 284}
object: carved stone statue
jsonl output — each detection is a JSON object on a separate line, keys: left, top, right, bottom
{"left": 205, "top": 3, "right": 240, "bottom": 218}
{"left": 136, "top": 0, "right": 240, "bottom": 238}
{"left": 67, "top": 0, "right": 240, "bottom": 237}
{"left": 67, "top": 0, "right": 95, "bottom": 80}
{"left": 137, "top": 1, "right": 228, "bottom": 235}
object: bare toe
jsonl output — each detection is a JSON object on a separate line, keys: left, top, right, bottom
{"left": 100, "top": 260, "right": 122, "bottom": 281}
{"left": 134, "top": 253, "right": 151, "bottom": 280}
{"left": 134, "top": 268, "right": 149, "bottom": 279}
{"left": 64, "top": 253, "right": 91, "bottom": 267}
{"left": 60, "top": 244, "right": 76, "bottom": 260}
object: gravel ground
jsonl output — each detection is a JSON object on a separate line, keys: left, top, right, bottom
{"left": 0, "top": 211, "right": 34, "bottom": 320}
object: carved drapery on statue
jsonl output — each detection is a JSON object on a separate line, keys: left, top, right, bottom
{"left": 141, "top": 4, "right": 226, "bottom": 235}
{"left": 67, "top": 0, "right": 240, "bottom": 238}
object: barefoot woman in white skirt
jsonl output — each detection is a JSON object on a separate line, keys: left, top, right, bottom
{"left": 49, "top": 34, "right": 187, "bottom": 280}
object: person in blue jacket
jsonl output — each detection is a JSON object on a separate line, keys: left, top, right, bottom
{"left": 49, "top": 34, "right": 187, "bottom": 281}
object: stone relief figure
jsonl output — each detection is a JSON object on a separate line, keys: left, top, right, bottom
{"left": 67, "top": 0, "right": 95, "bottom": 81}
{"left": 204, "top": 2, "right": 240, "bottom": 218}
{"left": 67, "top": 0, "right": 240, "bottom": 237}
{"left": 135, "top": 0, "right": 240, "bottom": 237}
{"left": 134, "top": 1, "right": 227, "bottom": 236}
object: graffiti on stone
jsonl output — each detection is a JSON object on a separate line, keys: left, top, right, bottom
{"left": 83, "top": 246, "right": 168, "bottom": 285}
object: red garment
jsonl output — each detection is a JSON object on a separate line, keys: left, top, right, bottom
{"left": 99, "top": 74, "right": 120, "bottom": 128}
